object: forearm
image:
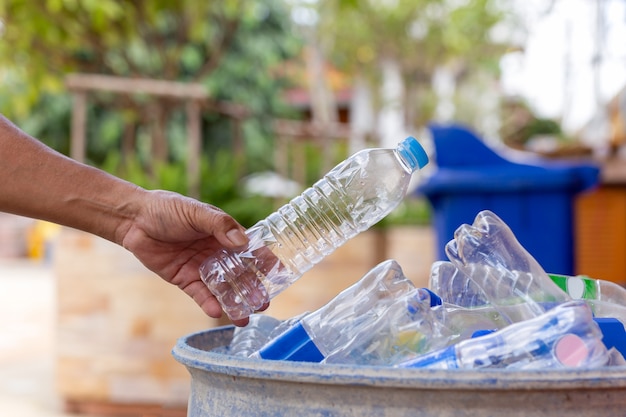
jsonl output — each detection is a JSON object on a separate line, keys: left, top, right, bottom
{"left": 0, "top": 114, "right": 146, "bottom": 245}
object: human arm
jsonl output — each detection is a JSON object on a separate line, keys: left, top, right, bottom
{"left": 0, "top": 114, "right": 256, "bottom": 325}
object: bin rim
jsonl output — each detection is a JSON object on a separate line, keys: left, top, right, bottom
{"left": 172, "top": 326, "right": 626, "bottom": 391}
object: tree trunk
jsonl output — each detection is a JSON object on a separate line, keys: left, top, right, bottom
{"left": 349, "top": 73, "right": 374, "bottom": 154}
{"left": 377, "top": 57, "right": 408, "bottom": 149}
{"left": 305, "top": 33, "right": 337, "bottom": 174}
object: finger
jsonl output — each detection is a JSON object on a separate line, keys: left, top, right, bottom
{"left": 224, "top": 228, "right": 248, "bottom": 248}
{"left": 231, "top": 317, "right": 250, "bottom": 327}
{"left": 183, "top": 280, "right": 255, "bottom": 327}
{"left": 200, "top": 210, "right": 249, "bottom": 249}
{"left": 184, "top": 281, "right": 224, "bottom": 318}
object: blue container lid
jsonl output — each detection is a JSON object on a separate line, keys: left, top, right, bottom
{"left": 258, "top": 321, "right": 325, "bottom": 363}
{"left": 418, "top": 164, "right": 599, "bottom": 194}
{"left": 417, "top": 123, "right": 600, "bottom": 196}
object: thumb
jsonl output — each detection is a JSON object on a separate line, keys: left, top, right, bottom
{"left": 223, "top": 226, "right": 249, "bottom": 248}
{"left": 194, "top": 204, "right": 249, "bottom": 249}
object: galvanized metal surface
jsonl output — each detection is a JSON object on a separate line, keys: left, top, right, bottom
{"left": 172, "top": 326, "right": 626, "bottom": 417}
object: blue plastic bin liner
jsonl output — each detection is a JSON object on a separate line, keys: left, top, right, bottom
{"left": 416, "top": 123, "right": 600, "bottom": 276}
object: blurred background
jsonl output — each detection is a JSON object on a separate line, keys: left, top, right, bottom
{"left": 1, "top": 0, "right": 625, "bottom": 415}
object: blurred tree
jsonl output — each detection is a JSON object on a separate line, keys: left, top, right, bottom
{"left": 499, "top": 98, "right": 564, "bottom": 149}
{"left": 0, "top": 0, "right": 301, "bottom": 171}
{"left": 299, "top": 0, "right": 514, "bottom": 141}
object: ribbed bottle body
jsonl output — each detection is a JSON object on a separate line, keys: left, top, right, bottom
{"left": 200, "top": 138, "right": 427, "bottom": 321}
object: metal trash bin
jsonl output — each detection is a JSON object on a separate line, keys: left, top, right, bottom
{"left": 172, "top": 326, "right": 626, "bottom": 417}
{"left": 416, "top": 123, "right": 599, "bottom": 276}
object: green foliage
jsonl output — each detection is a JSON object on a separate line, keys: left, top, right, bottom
{"left": 313, "top": 0, "right": 512, "bottom": 126}
{"left": 504, "top": 117, "right": 564, "bottom": 148}
{"left": 523, "top": 118, "right": 563, "bottom": 139}
{"left": 318, "top": 0, "right": 506, "bottom": 71}
{"left": 9, "top": 93, "right": 74, "bottom": 154}
{"left": 0, "top": 0, "right": 301, "bottom": 223}
{"left": 0, "top": 0, "right": 302, "bottom": 158}
{"left": 499, "top": 99, "right": 566, "bottom": 148}
{"left": 375, "top": 198, "right": 432, "bottom": 228}
{"left": 101, "top": 149, "right": 275, "bottom": 227}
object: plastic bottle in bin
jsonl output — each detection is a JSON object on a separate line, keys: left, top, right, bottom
{"left": 550, "top": 273, "right": 626, "bottom": 305}
{"left": 426, "top": 261, "right": 512, "bottom": 342}
{"left": 443, "top": 210, "right": 571, "bottom": 322}
{"left": 322, "top": 285, "right": 451, "bottom": 366}
{"left": 200, "top": 137, "right": 429, "bottom": 321}
{"left": 549, "top": 273, "right": 626, "bottom": 324}
{"left": 431, "top": 260, "right": 563, "bottom": 325}
{"left": 228, "top": 314, "right": 281, "bottom": 357}
{"left": 397, "top": 301, "right": 613, "bottom": 370}
{"left": 254, "top": 260, "right": 435, "bottom": 363}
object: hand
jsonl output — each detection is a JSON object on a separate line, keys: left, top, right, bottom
{"left": 119, "top": 189, "right": 262, "bottom": 326}
{"left": 0, "top": 114, "right": 266, "bottom": 326}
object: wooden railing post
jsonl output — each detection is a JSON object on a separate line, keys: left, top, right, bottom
{"left": 186, "top": 99, "right": 202, "bottom": 199}
{"left": 70, "top": 91, "right": 87, "bottom": 163}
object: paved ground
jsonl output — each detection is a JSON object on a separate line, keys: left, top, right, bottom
{"left": 0, "top": 258, "right": 85, "bottom": 417}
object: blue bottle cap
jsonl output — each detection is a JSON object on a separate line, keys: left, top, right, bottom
{"left": 398, "top": 136, "right": 429, "bottom": 171}
{"left": 471, "top": 329, "right": 496, "bottom": 338}
{"left": 423, "top": 288, "right": 443, "bottom": 307}
{"left": 257, "top": 321, "right": 325, "bottom": 362}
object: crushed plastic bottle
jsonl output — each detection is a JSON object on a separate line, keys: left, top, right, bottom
{"left": 200, "top": 137, "right": 429, "bottom": 321}
{"left": 318, "top": 259, "right": 541, "bottom": 365}
{"left": 265, "top": 311, "right": 310, "bottom": 341}
{"left": 322, "top": 286, "right": 451, "bottom": 366}
{"left": 550, "top": 273, "right": 626, "bottom": 324}
{"left": 550, "top": 273, "right": 626, "bottom": 305}
{"left": 228, "top": 314, "right": 281, "bottom": 357}
{"left": 430, "top": 260, "right": 556, "bottom": 326}
{"left": 254, "top": 260, "right": 433, "bottom": 363}
{"left": 429, "top": 213, "right": 626, "bottom": 362}
{"left": 438, "top": 302, "right": 511, "bottom": 343}
{"left": 443, "top": 210, "right": 571, "bottom": 322}
{"left": 429, "top": 260, "right": 490, "bottom": 309}
{"left": 398, "top": 301, "right": 613, "bottom": 370}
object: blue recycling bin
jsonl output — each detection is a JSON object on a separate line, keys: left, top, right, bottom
{"left": 416, "top": 123, "right": 600, "bottom": 275}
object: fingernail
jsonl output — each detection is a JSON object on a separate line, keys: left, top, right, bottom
{"left": 227, "top": 229, "right": 248, "bottom": 246}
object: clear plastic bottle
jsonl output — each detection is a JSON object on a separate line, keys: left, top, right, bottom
{"left": 549, "top": 273, "right": 626, "bottom": 324}
{"left": 321, "top": 285, "right": 450, "bottom": 366}
{"left": 430, "top": 260, "right": 559, "bottom": 325}
{"left": 429, "top": 261, "right": 490, "bottom": 309}
{"left": 549, "top": 273, "right": 626, "bottom": 305}
{"left": 228, "top": 314, "right": 281, "bottom": 357}
{"left": 253, "top": 260, "right": 427, "bottom": 362}
{"left": 444, "top": 210, "right": 571, "bottom": 322}
{"left": 200, "top": 137, "right": 429, "bottom": 320}
{"left": 397, "top": 301, "right": 613, "bottom": 370}
{"left": 427, "top": 261, "right": 515, "bottom": 342}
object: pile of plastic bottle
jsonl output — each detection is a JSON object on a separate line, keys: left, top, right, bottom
{"left": 197, "top": 137, "right": 626, "bottom": 370}
{"left": 225, "top": 210, "right": 626, "bottom": 370}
